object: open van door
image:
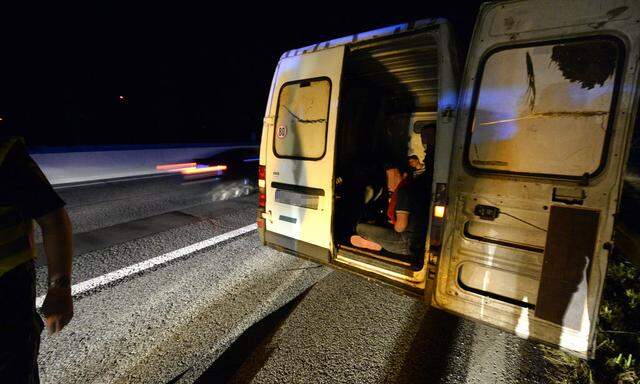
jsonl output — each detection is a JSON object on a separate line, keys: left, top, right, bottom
{"left": 262, "top": 46, "right": 345, "bottom": 262}
{"left": 434, "top": 0, "right": 640, "bottom": 357}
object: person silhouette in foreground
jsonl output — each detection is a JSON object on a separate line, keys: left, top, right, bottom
{"left": 0, "top": 137, "right": 74, "bottom": 384}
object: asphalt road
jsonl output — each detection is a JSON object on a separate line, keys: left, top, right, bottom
{"left": 34, "top": 174, "right": 563, "bottom": 383}
{"left": 221, "top": 271, "right": 554, "bottom": 384}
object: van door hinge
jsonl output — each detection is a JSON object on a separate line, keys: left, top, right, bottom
{"left": 428, "top": 251, "right": 438, "bottom": 266}
{"left": 263, "top": 116, "right": 275, "bottom": 130}
{"left": 441, "top": 106, "right": 455, "bottom": 123}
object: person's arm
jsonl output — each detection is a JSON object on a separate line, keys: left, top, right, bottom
{"left": 394, "top": 212, "right": 409, "bottom": 232}
{"left": 36, "top": 207, "right": 74, "bottom": 334}
{"left": 394, "top": 187, "right": 411, "bottom": 233}
{"left": 6, "top": 139, "right": 74, "bottom": 334}
{"left": 5, "top": 139, "right": 74, "bottom": 333}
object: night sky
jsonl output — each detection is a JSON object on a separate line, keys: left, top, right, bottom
{"left": 1, "top": 3, "right": 482, "bottom": 148}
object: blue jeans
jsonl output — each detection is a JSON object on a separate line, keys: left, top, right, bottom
{"left": 356, "top": 222, "right": 412, "bottom": 255}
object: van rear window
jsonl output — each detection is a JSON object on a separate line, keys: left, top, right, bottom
{"left": 466, "top": 38, "right": 622, "bottom": 178}
{"left": 274, "top": 78, "right": 331, "bottom": 160}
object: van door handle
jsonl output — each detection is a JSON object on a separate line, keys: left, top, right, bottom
{"left": 552, "top": 187, "right": 585, "bottom": 205}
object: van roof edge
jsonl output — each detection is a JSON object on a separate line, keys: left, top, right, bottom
{"left": 279, "top": 17, "right": 449, "bottom": 60}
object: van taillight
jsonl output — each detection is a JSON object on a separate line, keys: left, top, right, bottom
{"left": 427, "top": 183, "right": 448, "bottom": 279}
{"left": 258, "top": 165, "right": 266, "bottom": 208}
{"left": 257, "top": 164, "right": 267, "bottom": 244}
{"left": 430, "top": 183, "right": 448, "bottom": 249}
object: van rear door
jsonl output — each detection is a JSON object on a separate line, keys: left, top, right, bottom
{"left": 434, "top": 0, "right": 640, "bottom": 357}
{"left": 263, "top": 46, "right": 345, "bottom": 262}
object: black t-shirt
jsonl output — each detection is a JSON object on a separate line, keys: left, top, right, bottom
{"left": 394, "top": 185, "right": 412, "bottom": 230}
{"left": 395, "top": 181, "right": 428, "bottom": 249}
{"left": 0, "top": 138, "right": 65, "bottom": 219}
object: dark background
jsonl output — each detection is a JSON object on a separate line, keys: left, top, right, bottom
{"left": 0, "top": 2, "right": 483, "bottom": 148}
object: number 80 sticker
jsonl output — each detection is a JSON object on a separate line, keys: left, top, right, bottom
{"left": 277, "top": 125, "right": 287, "bottom": 139}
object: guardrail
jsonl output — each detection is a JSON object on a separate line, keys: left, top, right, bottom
{"left": 30, "top": 143, "right": 258, "bottom": 186}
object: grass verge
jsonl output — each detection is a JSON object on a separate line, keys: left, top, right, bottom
{"left": 543, "top": 250, "right": 639, "bottom": 384}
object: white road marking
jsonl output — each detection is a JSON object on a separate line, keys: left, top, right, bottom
{"left": 36, "top": 223, "right": 257, "bottom": 308}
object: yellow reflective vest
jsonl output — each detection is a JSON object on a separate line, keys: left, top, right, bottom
{"left": 0, "top": 137, "right": 35, "bottom": 278}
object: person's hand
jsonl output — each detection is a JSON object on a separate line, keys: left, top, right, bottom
{"left": 41, "top": 286, "right": 74, "bottom": 335}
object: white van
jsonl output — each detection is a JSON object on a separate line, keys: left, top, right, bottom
{"left": 257, "top": 0, "right": 640, "bottom": 358}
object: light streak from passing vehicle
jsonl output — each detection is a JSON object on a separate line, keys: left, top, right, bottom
{"left": 156, "top": 162, "right": 197, "bottom": 171}
{"left": 180, "top": 165, "right": 227, "bottom": 175}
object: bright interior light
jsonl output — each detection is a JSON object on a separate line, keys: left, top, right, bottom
{"left": 258, "top": 179, "right": 266, "bottom": 188}
{"left": 434, "top": 205, "right": 446, "bottom": 218}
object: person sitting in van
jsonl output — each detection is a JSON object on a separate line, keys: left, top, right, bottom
{"left": 408, "top": 155, "right": 425, "bottom": 178}
{"left": 408, "top": 154, "right": 431, "bottom": 193}
{"left": 350, "top": 166, "right": 417, "bottom": 255}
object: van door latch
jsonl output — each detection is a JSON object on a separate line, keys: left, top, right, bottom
{"left": 473, "top": 204, "right": 500, "bottom": 221}
{"left": 262, "top": 210, "right": 273, "bottom": 223}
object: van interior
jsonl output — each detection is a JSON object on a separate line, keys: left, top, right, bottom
{"left": 333, "top": 31, "right": 440, "bottom": 272}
